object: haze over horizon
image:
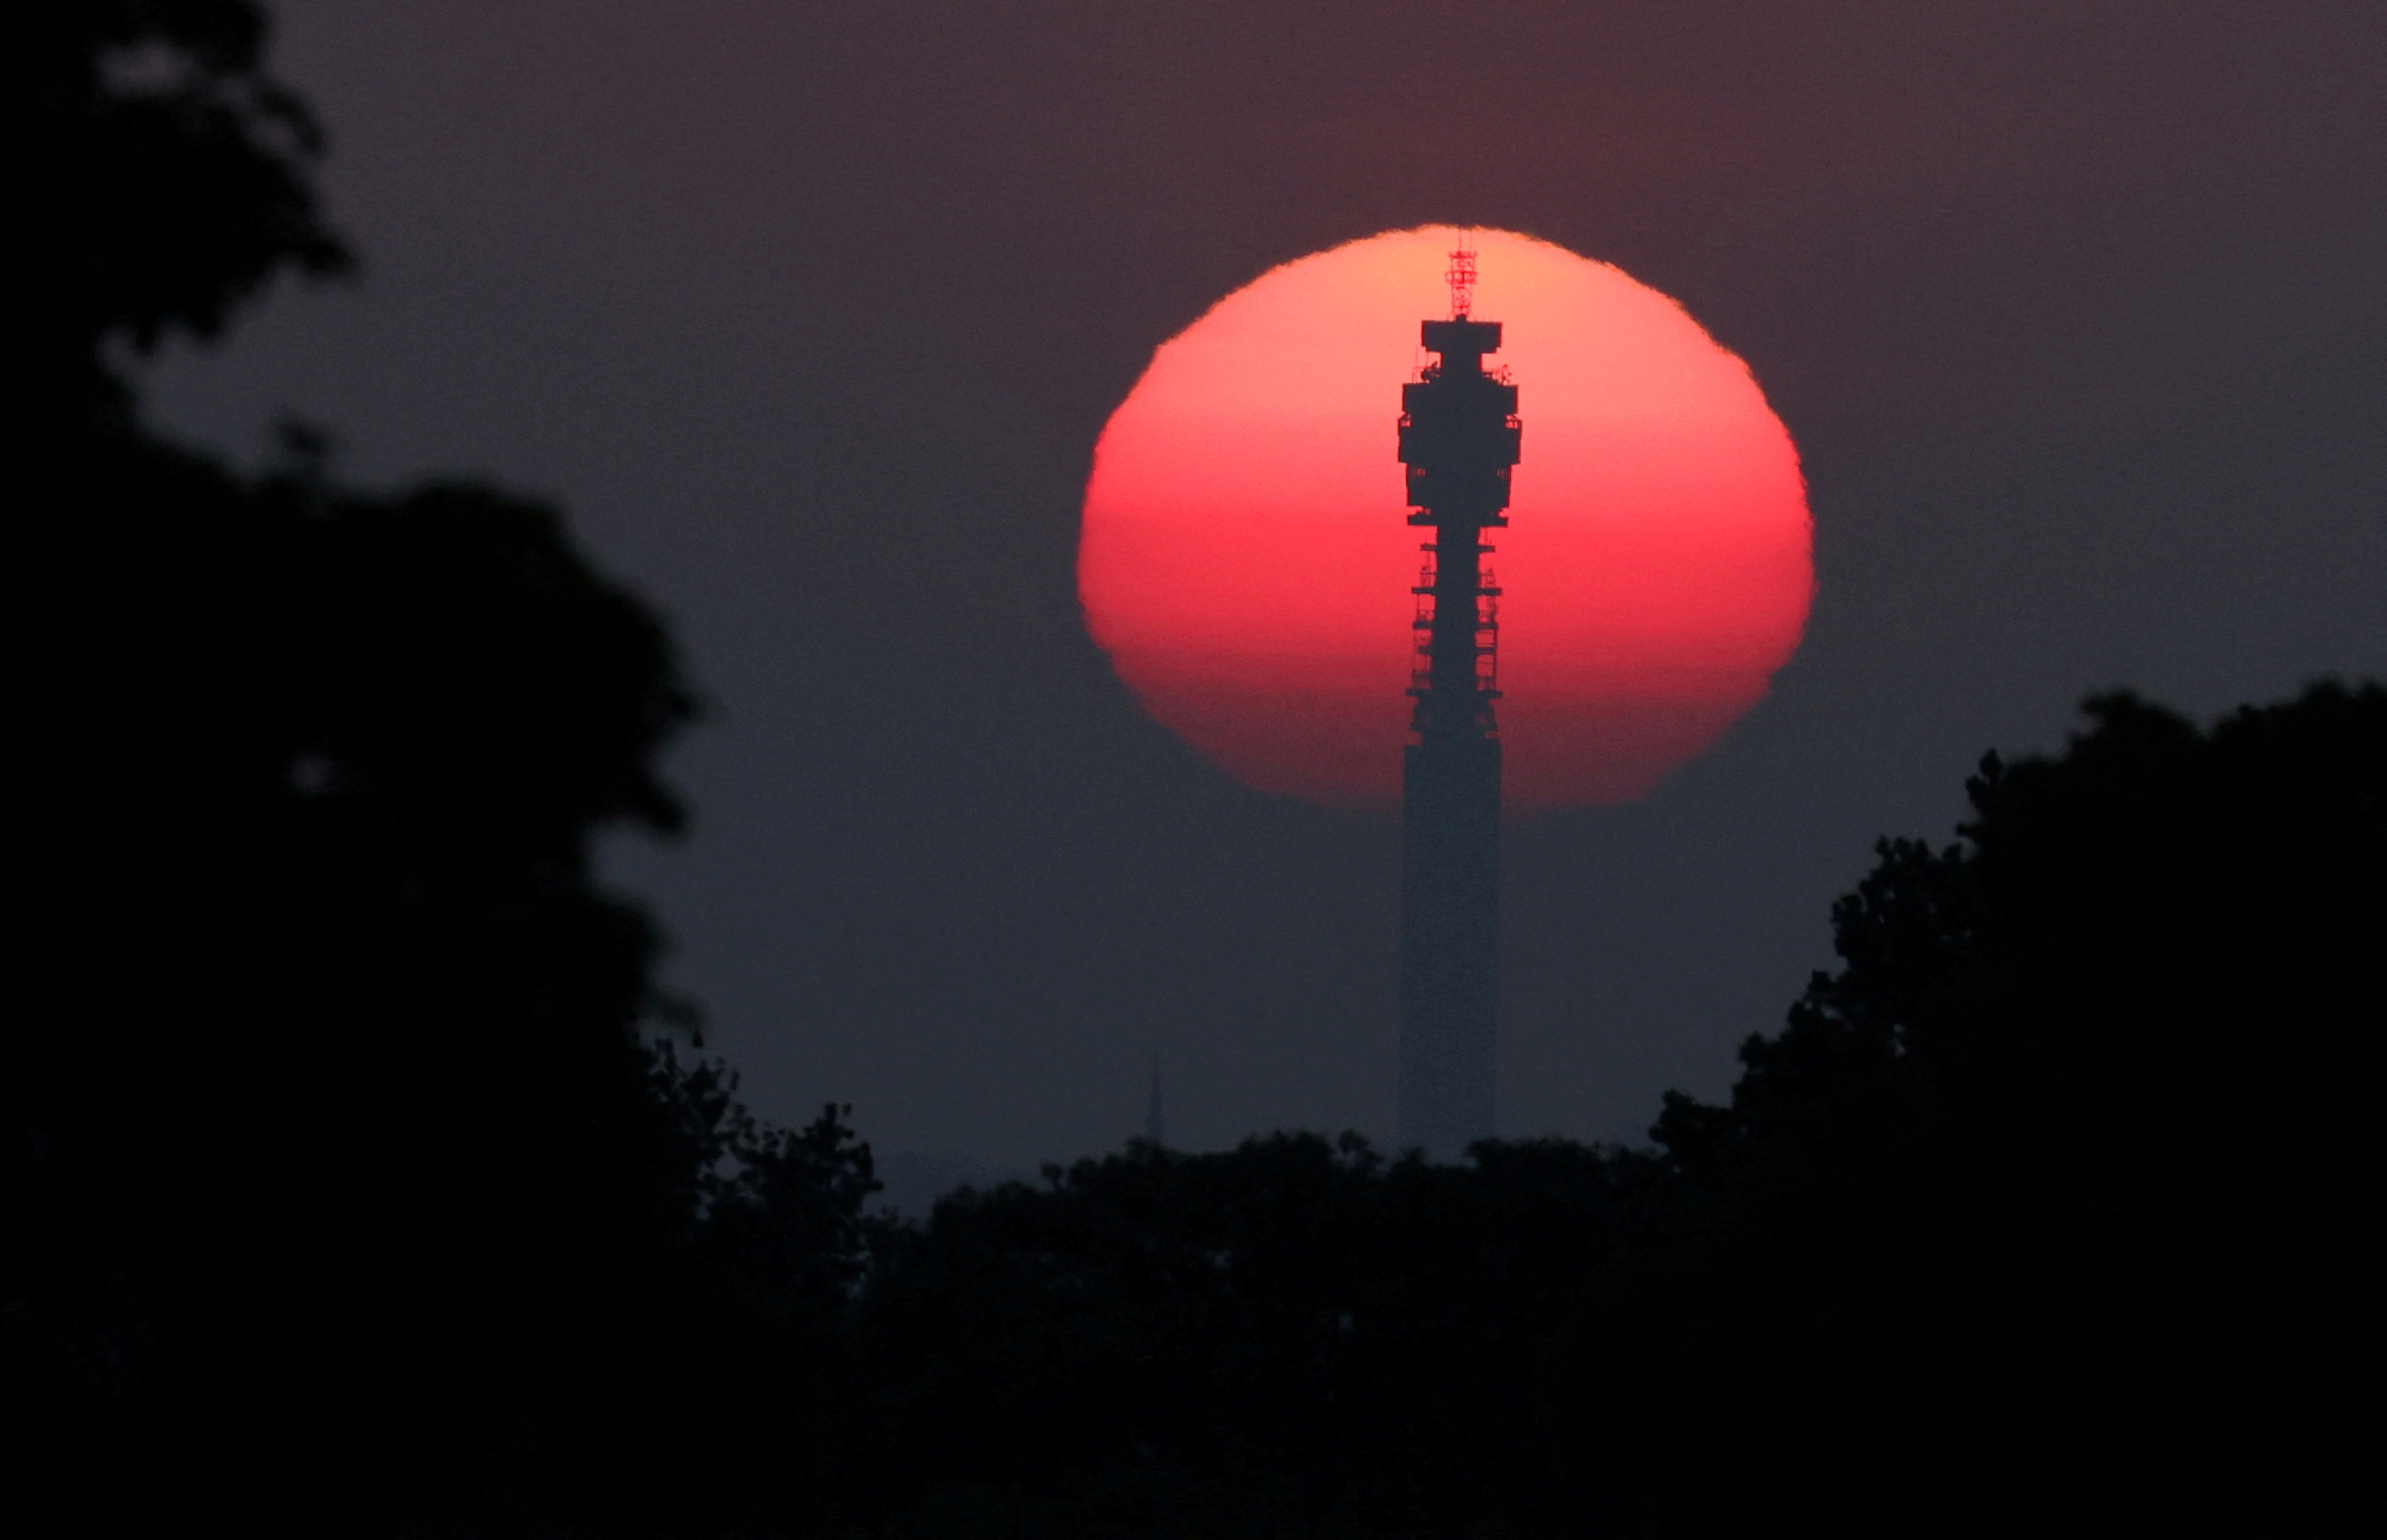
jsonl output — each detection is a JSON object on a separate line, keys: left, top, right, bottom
{"left": 143, "top": 1, "right": 2384, "bottom": 1172}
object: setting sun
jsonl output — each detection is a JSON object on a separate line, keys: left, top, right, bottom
{"left": 1079, "top": 226, "right": 1813, "bottom": 808}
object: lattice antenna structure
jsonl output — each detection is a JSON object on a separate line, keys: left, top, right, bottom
{"left": 1393, "top": 246, "right": 1520, "bottom": 1158}
{"left": 1445, "top": 232, "right": 1478, "bottom": 319}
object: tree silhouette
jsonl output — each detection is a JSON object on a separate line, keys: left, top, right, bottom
{"left": 648, "top": 1040, "right": 887, "bottom": 1322}
{"left": 11, "top": 7, "right": 799, "bottom": 1535}
{"left": 821, "top": 1132, "right": 1650, "bottom": 1539}
{"left": 28, "top": 0, "right": 351, "bottom": 437}
{"left": 1565, "top": 682, "right": 2386, "bottom": 1540}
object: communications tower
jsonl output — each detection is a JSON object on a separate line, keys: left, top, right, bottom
{"left": 1395, "top": 239, "right": 1520, "bottom": 1157}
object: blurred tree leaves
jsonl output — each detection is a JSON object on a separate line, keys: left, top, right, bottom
{"left": 11, "top": 7, "right": 791, "bottom": 1536}
{"left": 27, "top": 0, "right": 352, "bottom": 433}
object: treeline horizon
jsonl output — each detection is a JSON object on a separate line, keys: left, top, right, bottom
{"left": 15, "top": 6, "right": 2382, "bottom": 1539}
{"left": 639, "top": 671, "right": 2383, "bottom": 1540}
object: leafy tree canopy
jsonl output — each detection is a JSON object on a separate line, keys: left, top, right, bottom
{"left": 12, "top": 7, "right": 780, "bottom": 1536}
{"left": 1572, "top": 682, "right": 2386, "bottom": 1540}
{"left": 28, "top": 0, "right": 351, "bottom": 431}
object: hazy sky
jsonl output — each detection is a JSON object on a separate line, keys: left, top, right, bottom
{"left": 148, "top": 1, "right": 2384, "bottom": 1172}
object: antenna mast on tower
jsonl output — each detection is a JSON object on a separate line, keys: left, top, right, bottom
{"left": 1445, "top": 231, "right": 1477, "bottom": 318}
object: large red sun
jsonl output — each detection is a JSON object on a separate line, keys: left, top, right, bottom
{"left": 1080, "top": 227, "right": 1812, "bottom": 809}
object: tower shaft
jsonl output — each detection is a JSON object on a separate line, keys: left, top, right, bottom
{"left": 1395, "top": 311, "right": 1519, "bottom": 1158}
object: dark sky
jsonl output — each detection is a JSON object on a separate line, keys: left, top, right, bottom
{"left": 149, "top": 1, "right": 2384, "bottom": 1174}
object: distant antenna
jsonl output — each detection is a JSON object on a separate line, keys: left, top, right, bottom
{"left": 1446, "top": 231, "right": 1478, "bottom": 319}
{"left": 1144, "top": 1055, "right": 1165, "bottom": 1148}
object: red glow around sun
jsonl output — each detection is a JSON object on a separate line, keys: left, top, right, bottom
{"left": 1079, "top": 227, "right": 1813, "bottom": 809}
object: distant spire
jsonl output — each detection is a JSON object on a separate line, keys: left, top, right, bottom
{"left": 1144, "top": 1055, "right": 1165, "bottom": 1148}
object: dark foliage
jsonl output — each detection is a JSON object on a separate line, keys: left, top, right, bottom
{"left": 824, "top": 1133, "right": 1658, "bottom": 1539}
{"left": 10, "top": 7, "right": 795, "bottom": 1536}
{"left": 25, "top": 0, "right": 353, "bottom": 435}
{"left": 1566, "top": 683, "right": 2387, "bottom": 1540}
{"left": 648, "top": 1042, "right": 887, "bottom": 1324}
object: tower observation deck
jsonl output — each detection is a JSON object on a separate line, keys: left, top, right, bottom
{"left": 1395, "top": 241, "right": 1520, "bottom": 1157}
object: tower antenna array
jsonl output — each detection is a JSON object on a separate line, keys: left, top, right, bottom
{"left": 1446, "top": 231, "right": 1477, "bottom": 318}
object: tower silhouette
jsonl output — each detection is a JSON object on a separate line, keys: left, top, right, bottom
{"left": 1395, "top": 239, "right": 1519, "bottom": 1158}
